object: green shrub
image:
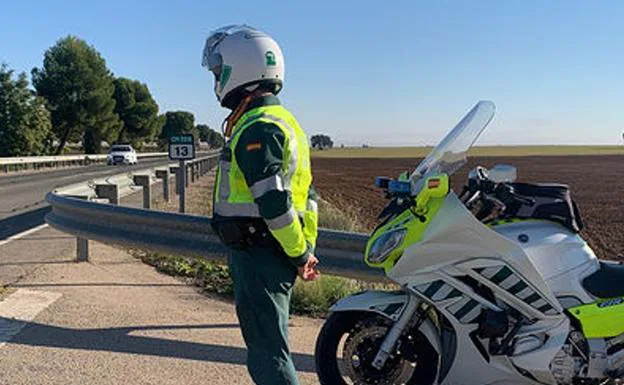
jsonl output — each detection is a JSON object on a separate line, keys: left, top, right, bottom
{"left": 291, "top": 276, "right": 362, "bottom": 316}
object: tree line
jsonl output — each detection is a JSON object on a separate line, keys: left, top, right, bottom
{"left": 0, "top": 35, "right": 223, "bottom": 157}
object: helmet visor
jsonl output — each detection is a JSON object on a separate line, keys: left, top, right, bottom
{"left": 202, "top": 24, "right": 258, "bottom": 75}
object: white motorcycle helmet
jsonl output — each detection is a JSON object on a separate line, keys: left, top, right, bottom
{"left": 202, "top": 25, "right": 285, "bottom": 109}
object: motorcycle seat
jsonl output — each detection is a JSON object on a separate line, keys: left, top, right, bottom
{"left": 582, "top": 261, "right": 624, "bottom": 299}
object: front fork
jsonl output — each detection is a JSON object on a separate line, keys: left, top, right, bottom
{"left": 372, "top": 293, "right": 423, "bottom": 370}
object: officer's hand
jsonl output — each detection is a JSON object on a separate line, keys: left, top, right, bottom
{"left": 298, "top": 255, "right": 320, "bottom": 281}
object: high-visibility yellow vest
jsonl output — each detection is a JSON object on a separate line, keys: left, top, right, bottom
{"left": 214, "top": 105, "right": 318, "bottom": 256}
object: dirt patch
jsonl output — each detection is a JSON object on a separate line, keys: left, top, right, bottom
{"left": 312, "top": 155, "right": 624, "bottom": 259}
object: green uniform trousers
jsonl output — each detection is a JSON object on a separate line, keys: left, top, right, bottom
{"left": 228, "top": 245, "right": 300, "bottom": 385}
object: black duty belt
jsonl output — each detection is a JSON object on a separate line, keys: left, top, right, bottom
{"left": 212, "top": 217, "right": 283, "bottom": 253}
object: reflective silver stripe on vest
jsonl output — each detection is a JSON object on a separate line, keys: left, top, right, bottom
{"left": 295, "top": 199, "right": 318, "bottom": 220}
{"left": 217, "top": 159, "right": 231, "bottom": 203}
{"left": 250, "top": 174, "right": 285, "bottom": 199}
{"left": 266, "top": 207, "right": 297, "bottom": 230}
{"left": 214, "top": 201, "right": 261, "bottom": 217}
{"left": 306, "top": 198, "right": 318, "bottom": 213}
{"left": 255, "top": 113, "right": 299, "bottom": 190}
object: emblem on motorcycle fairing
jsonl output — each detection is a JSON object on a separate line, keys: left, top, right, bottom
{"left": 598, "top": 298, "right": 623, "bottom": 308}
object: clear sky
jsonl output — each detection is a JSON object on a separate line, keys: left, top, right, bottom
{"left": 1, "top": 0, "right": 622, "bottom": 146}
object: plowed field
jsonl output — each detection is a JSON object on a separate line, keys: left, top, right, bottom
{"left": 312, "top": 155, "right": 624, "bottom": 259}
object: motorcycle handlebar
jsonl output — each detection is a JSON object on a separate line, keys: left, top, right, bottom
{"left": 464, "top": 177, "right": 535, "bottom": 208}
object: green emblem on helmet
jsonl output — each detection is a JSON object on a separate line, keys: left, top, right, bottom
{"left": 265, "top": 51, "right": 277, "bottom": 66}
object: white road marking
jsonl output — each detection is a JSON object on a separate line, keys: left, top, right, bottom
{"left": 0, "top": 289, "right": 62, "bottom": 347}
{"left": 0, "top": 223, "right": 49, "bottom": 247}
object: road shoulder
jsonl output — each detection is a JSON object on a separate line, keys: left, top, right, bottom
{"left": 0, "top": 227, "right": 322, "bottom": 385}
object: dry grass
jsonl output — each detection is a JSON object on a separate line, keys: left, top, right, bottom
{"left": 317, "top": 199, "right": 368, "bottom": 233}
{"left": 153, "top": 171, "right": 215, "bottom": 216}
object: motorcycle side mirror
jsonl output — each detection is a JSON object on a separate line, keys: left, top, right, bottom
{"left": 468, "top": 166, "right": 489, "bottom": 181}
{"left": 489, "top": 164, "right": 517, "bottom": 183}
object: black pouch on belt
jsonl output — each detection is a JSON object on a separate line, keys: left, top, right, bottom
{"left": 212, "top": 216, "right": 282, "bottom": 252}
{"left": 214, "top": 221, "right": 247, "bottom": 248}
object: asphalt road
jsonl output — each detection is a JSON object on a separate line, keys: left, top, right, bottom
{"left": 0, "top": 158, "right": 172, "bottom": 242}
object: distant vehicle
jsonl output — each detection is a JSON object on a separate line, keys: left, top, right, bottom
{"left": 107, "top": 145, "right": 137, "bottom": 165}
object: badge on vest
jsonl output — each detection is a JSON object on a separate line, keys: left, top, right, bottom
{"left": 246, "top": 142, "right": 262, "bottom": 151}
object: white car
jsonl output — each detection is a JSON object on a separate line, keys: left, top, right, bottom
{"left": 107, "top": 145, "right": 138, "bottom": 165}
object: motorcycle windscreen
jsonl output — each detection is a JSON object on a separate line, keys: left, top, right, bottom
{"left": 411, "top": 101, "right": 495, "bottom": 181}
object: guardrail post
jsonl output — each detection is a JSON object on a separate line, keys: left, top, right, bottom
{"left": 77, "top": 238, "right": 89, "bottom": 262}
{"left": 170, "top": 166, "right": 179, "bottom": 195}
{"left": 179, "top": 160, "right": 186, "bottom": 213}
{"left": 76, "top": 180, "right": 120, "bottom": 262}
{"left": 133, "top": 175, "right": 152, "bottom": 209}
{"left": 95, "top": 184, "right": 120, "bottom": 205}
{"left": 155, "top": 169, "right": 170, "bottom": 202}
{"left": 190, "top": 163, "right": 196, "bottom": 183}
{"left": 185, "top": 164, "right": 190, "bottom": 188}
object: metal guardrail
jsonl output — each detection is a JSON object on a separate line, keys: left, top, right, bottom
{"left": 0, "top": 152, "right": 169, "bottom": 173}
{"left": 44, "top": 152, "right": 383, "bottom": 281}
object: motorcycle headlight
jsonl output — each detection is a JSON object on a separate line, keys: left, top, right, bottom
{"left": 367, "top": 228, "right": 407, "bottom": 264}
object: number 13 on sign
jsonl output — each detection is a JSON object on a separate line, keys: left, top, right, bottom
{"left": 169, "top": 144, "right": 194, "bottom": 160}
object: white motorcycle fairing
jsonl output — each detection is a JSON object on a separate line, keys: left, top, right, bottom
{"left": 387, "top": 192, "right": 589, "bottom": 385}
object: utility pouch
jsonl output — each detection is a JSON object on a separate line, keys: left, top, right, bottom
{"left": 213, "top": 220, "right": 249, "bottom": 249}
{"left": 212, "top": 216, "right": 281, "bottom": 252}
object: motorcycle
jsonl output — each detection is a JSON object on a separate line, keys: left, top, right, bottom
{"left": 314, "top": 101, "right": 624, "bottom": 385}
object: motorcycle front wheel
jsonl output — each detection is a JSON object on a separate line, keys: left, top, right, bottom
{"left": 315, "top": 311, "right": 438, "bottom": 385}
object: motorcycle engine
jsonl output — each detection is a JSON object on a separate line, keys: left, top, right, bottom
{"left": 550, "top": 332, "right": 585, "bottom": 385}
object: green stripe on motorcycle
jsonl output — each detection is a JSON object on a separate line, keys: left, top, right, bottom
{"left": 454, "top": 299, "right": 479, "bottom": 320}
{"left": 424, "top": 281, "right": 444, "bottom": 298}
{"left": 490, "top": 267, "right": 513, "bottom": 284}
{"left": 508, "top": 280, "right": 528, "bottom": 295}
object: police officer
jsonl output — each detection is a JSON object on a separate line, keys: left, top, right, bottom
{"left": 202, "top": 25, "right": 320, "bottom": 385}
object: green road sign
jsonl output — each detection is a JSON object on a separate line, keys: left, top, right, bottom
{"left": 168, "top": 135, "right": 196, "bottom": 160}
